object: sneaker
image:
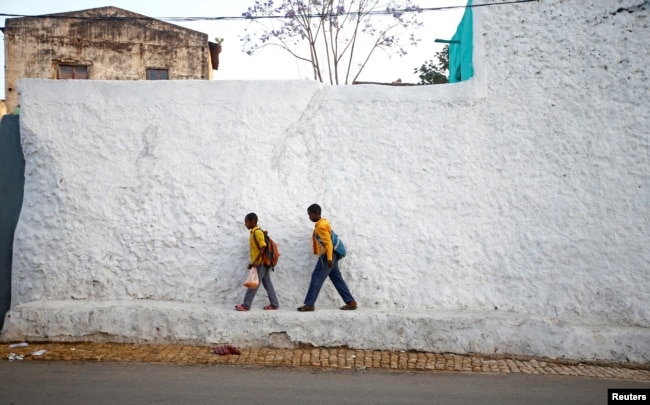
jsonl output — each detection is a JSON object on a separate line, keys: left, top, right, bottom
{"left": 297, "top": 305, "right": 315, "bottom": 312}
{"left": 340, "top": 301, "right": 357, "bottom": 310}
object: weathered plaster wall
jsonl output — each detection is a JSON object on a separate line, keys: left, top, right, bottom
{"left": 2, "top": 0, "right": 648, "bottom": 362}
{"left": 3, "top": 6, "right": 210, "bottom": 112}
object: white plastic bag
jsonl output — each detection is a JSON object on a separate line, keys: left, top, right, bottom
{"left": 243, "top": 267, "right": 259, "bottom": 289}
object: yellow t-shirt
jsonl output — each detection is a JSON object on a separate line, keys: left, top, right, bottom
{"left": 249, "top": 226, "right": 267, "bottom": 265}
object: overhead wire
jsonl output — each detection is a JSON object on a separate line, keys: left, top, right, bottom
{"left": 0, "top": 1, "right": 539, "bottom": 22}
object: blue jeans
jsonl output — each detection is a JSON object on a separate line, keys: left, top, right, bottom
{"left": 304, "top": 254, "right": 355, "bottom": 307}
{"left": 243, "top": 264, "right": 279, "bottom": 309}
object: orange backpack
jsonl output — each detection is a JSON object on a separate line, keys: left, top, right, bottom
{"left": 253, "top": 229, "right": 280, "bottom": 270}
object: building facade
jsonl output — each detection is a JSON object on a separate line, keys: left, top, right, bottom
{"left": 2, "top": 6, "right": 215, "bottom": 112}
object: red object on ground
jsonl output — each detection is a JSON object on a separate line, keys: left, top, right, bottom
{"left": 213, "top": 345, "right": 241, "bottom": 355}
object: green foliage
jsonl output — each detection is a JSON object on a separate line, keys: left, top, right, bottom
{"left": 414, "top": 44, "right": 449, "bottom": 85}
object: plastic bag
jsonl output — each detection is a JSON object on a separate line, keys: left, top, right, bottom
{"left": 243, "top": 267, "right": 259, "bottom": 289}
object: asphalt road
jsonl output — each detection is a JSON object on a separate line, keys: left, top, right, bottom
{"left": 1, "top": 361, "right": 648, "bottom": 404}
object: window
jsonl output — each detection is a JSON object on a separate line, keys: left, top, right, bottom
{"left": 147, "top": 69, "right": 169, "bottom": 80}
{"left": 58, "top": 65, "right": 88, "bottom": 80}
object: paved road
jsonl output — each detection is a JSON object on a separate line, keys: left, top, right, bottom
{"left": 1, "top": 361, "right": 648, "bottom": 404}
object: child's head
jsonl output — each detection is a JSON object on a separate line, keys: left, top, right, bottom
{"left": 307, "top": 204, "right": 321, "bottom": 222}
{"left": 307, "top": 204, "right": 321, "bottom": 215}
{"left": 244, "top": 212, "right": 258, "bottom": 229}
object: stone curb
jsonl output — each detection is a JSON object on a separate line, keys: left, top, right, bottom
{"left": 2, "top": 342, "right": 649, "bottom": 381}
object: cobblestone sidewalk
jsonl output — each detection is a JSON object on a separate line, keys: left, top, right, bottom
{"left": 2, "top": 342, "right": 649, "bottom": 381}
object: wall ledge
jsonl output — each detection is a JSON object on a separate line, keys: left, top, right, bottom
{"left": 2, "top": 300, "right": 648, "bottom": 363}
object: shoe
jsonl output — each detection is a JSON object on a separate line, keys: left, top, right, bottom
{"left": 214, "top": 345, "right": 241, "bottom": 355}
{"left": 213, "top": 346, "right": 229, "bottom": 355}
{"left": 263, "top": 305, "right": 278, "bottom": 310}
{"left": 226, "top": 345, "right": 241, "bottom": 355}
{"left": 340, "top": 301, "right": 357, "bottom": 310}
{"left": 297, "top": 305, "right": 315, "bottom": 312}
{"left": 235, "top": 304, "right": 249, "bottom": 311}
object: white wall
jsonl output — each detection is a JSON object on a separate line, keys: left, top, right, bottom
{"left": 3, "top": 0, "right": 648, "bottom": 361}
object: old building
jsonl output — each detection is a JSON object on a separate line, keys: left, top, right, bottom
{"left": 2, "top": 6, "right": 218, "bottom": 112}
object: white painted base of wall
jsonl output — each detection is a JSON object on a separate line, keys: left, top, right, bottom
{"left": 2, "top": 301, "right": 648, "bottom": 363}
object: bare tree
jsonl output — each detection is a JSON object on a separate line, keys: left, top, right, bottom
{"left": 241, "top": 0, "right": 423, "bottom": 84}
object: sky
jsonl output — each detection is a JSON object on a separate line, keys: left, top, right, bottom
{"left": 0, "top": 0, "right": 467, "bottom": 93}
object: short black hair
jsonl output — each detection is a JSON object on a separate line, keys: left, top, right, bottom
{"left": 307, "top": 204, "right": 321, "bottom": 215}
{"left": 245, "top": 212, "right": 258, "bottom": 223}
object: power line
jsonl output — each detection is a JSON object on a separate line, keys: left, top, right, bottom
{"left": 170, "top": 0, "right": 540, "bottom": 21}
{"left": 0, "top": 1, "right": 539, "bottom": 22}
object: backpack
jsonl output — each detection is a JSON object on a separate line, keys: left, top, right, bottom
{"left": 253, "top": 229, "right": 280, "bottom": 270}
{"left": 315, "top": 230, "right": 347, "bottom": 259}
{"left": 331, "top": 230, "right": 347, "bottom": 258}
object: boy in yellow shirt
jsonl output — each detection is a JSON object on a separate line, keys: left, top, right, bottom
{"left": 298, "top": 204, "right": 357, "bottom": 312}
{"left": 235, "top": 213, "right": 280, "bottom": 311}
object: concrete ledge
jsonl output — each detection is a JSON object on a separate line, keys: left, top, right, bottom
{"left": 2, "top": 300, "right": 648, "bottom": 363}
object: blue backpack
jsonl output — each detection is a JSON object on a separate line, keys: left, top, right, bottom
{"left": 331, "top": 231, "right": 347, "bottom": 258}
{"left": 316, "top": 231, "right": 347, "bottom": 259}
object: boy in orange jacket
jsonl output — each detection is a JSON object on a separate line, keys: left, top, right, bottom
{"left": 298, "top": 204, "right": 357, "bottom": 312}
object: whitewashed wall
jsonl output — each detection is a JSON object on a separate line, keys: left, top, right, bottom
{"left": 3, "top": 0, "right": 648, "bottom": 362}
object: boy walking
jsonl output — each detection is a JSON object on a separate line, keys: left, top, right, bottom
{"left": 297, "top": 204, "right": 357, "bottom": 312}
{"left": 235, "top": 213, "right": 279, "bottom": 311}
